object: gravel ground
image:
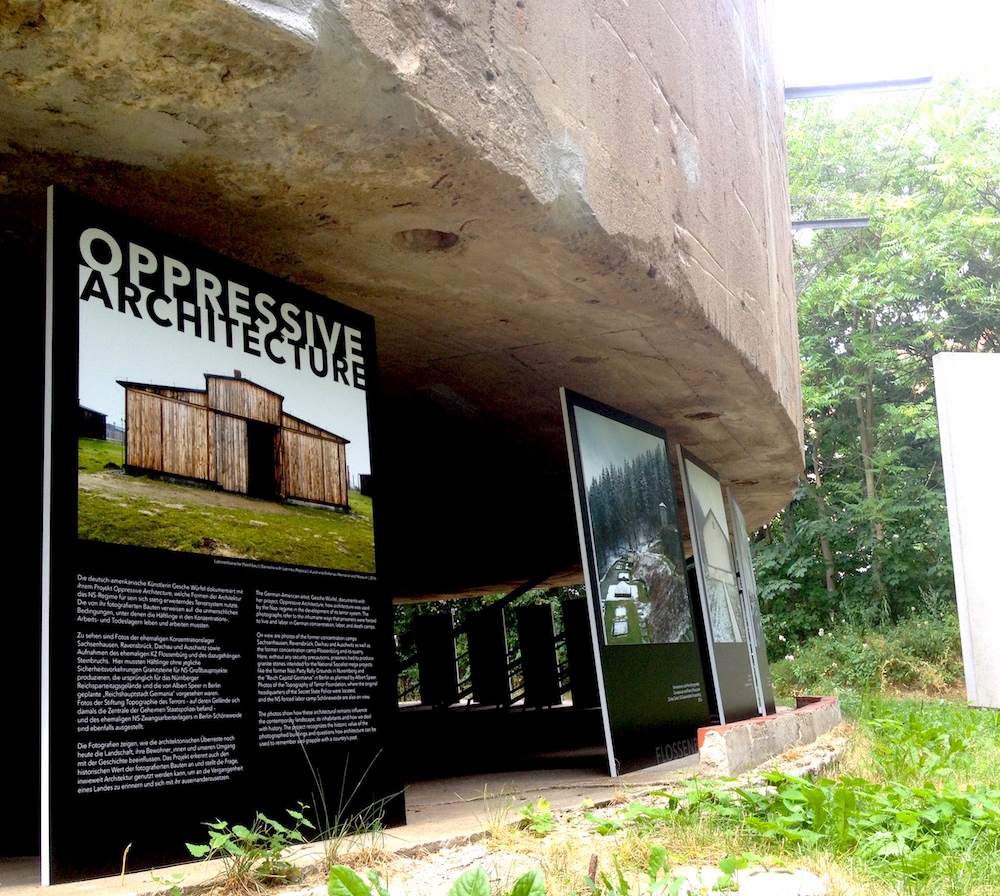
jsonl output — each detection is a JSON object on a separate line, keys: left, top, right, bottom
{"left": 240, "top": 724, "right": 851, "bottom": 896}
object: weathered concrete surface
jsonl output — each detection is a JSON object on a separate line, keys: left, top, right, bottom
{"left": 698, "top": 696, "right": 842, "bottom": 777}
{"left": 2, "top": 0, "right": 802, "bottom": 598}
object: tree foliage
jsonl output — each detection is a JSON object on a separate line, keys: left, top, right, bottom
{"left": 754, "top": 79, "right": 999, "bottom": 646}
{"left": 586, "top": 446, "right": 678, "bottom": 574}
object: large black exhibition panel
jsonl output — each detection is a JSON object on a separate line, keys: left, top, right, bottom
{"left": 561, "top": 389, "right": 711, "bottom": 774}
{"left": 43, "top": 188, "right": 403, "bottom": 883}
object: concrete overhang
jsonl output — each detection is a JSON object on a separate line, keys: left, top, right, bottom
{"left": 2, "top": 0, "right": 804, "bottom": 599}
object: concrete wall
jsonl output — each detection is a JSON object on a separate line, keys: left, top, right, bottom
{"left": 699, "top": 696, "right": 843, "bottom": 777}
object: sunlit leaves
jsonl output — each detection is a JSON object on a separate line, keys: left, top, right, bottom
{"left": 755, "top": 79, "right": 998, "bottom": 639}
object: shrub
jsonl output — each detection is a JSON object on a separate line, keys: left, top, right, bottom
{"left": 186, "top": 805, "right": 314, "bottom": 892}
{"left": 769, "top": 608, "right": 963, "bottom": 698}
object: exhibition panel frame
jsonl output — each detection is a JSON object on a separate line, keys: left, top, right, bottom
{"left": 561, "top": 389, "right": 710, "bottom": 774}
{"left": 43, "top": 188, "right": 403, "bottom": 883}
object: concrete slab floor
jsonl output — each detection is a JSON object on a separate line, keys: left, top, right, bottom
{"left": 0, "top": 755, "right": 699, "bottom": 896}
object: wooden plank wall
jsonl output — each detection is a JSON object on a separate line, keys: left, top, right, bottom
{"left": 145, "top": 387, "right": 208, "bottom": 407}
{"left": 282, "top": 413, "right": 345, "bottom": 441}
{"left": 125, "top": 391, "right": 209, "bottom": 480}
{"left": 283, "top": 430, "right": 323, "bottom": 503}
{"left": 125, "top": 390, "right": 164, "bottom": 472}
{"left": 161, "top": 399, "right": 210, "bottom": 480}
{"left": 322, "top": 438, "right": 348, "bottom": 505}
{"left": 283, "top": 431, "right": 348, "bottom": 506}
{"left": 208, "top": 377, "right": 282, "bottom": 425}
{"left": 214, "top": 414, "right": 249, "bottom": 494}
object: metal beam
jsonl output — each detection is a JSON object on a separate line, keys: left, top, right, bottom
{"left": 785, "top": 76, "right": 933, "bottom": 100}
{"left": 792, "top": 217, "right": 870, "bottom": 232}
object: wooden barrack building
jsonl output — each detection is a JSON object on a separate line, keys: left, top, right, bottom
{"left": 118, "top": 373, "right": 350, "bottom": 508}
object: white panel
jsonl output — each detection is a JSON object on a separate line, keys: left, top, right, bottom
{"left": 934, "top": 352, "right": 1000, "bottom": 709}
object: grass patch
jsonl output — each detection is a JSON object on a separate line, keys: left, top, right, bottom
{"left": 78, "top": 437, "right": 126, "bottom": 473}
{"left": 846, "top": 693, "right": 1000, "bottom": 791}
{"left": 575, "top": 696, "right": 1000, "bottom": 896}
{"left": 159, "top": 695, "right": 997, "bottom": 896}
{"left": 78, "top": 440, "right": 375, "bottom": 571}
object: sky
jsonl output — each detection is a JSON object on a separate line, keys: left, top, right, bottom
{"left": 78, "top": 291, "right": 374, "bottom": 478}
{"left": 572, "top": 406, "right": 666, "bottom": 491}
{"left": 772, "top": 0, "right": 1000, "bottom": 88}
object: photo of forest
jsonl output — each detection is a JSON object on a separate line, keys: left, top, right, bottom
{"left": 573, "top": 406, "right": 695, "bottom": 646}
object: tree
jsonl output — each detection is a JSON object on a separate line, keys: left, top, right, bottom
{"left": 754, "top": 79, "right": 999, "bottom": 644}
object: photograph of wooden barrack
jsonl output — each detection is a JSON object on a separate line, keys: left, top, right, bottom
{"left": 117, "top": 372, "right": 351, "bottom": 509}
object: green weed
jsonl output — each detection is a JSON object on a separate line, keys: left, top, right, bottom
{"left": 520, "top": 798, "right": 555, "bottom": 837}
{"left": 584, "top": 699, "right": 1000, "bottom": 895}
{"left": 186, "top": 805, "right": 314, "bottom": 893}
{"left": 329, "top": 865, "right": 547, "bottom": 896}
{"left": 302, "top": 750, "right": 395, "bottom": 871}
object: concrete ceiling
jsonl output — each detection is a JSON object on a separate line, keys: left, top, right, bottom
{"left": 2, "top": 0, "right": 804, "bottom": 599}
